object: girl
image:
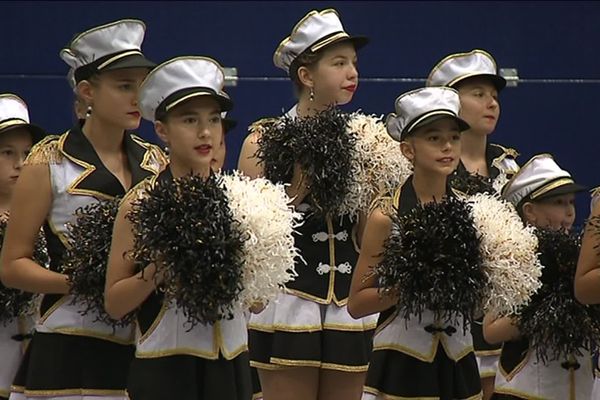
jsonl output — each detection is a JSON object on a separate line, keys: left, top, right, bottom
{"left": 427, "top": 49, "right": 519, "bottom": 183}
{"left": 0, "top": 19, "right": 166, "bottom": 400}
{"left": 104, "top": 56, "right": 251, "bottom": 400}
{"left": 486, "top": 154, "right": 594, "bottom": 399}
{"left": 238, "top": 8, "right": 378, "bottom": 400}
{"left": 0, "top": 94, "right": 45, "bottom": 400}
{"left": 428, "top": 49, "right": 520, "bottom": 398}
{"left": 348, "top": 86, "right": 483, "bottom": 400}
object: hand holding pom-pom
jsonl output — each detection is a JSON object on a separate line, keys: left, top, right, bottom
{"left": 376, "top": 196, "right": 485, "bottom": 328}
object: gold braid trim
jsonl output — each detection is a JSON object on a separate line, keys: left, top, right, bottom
{"left": 24, "top": 134, "right": 62, "bottom": 166}
{"left": 148, "top": 143, "right": 169, "bottom": 171}
{"left": 368, "top": 193, "right": 395, "bottom": 217}
{"left": 248, "top": 117, "right": 279, "bottom": 137}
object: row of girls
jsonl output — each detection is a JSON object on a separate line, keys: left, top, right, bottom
{"left": 0, "top": 8, "right": 599, "bottom": 400}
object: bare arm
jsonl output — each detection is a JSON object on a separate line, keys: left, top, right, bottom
{"left": 0, "top": 164, "right": 69, "bottom": 293}
{"left": 104, "top": 196, "right": 161, "bottom": 320}
{"left": 347, "top": 207, "right": 397, "bottom": 318}
{"left": 575, "top": 201, "right": 600, "bottom": 304}
{"left": 483, "top": 313, "right": 520, "bottom": 344}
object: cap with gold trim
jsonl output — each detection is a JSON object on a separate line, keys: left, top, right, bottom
{"left": 427, "top": 49, "right": 506, "bottom": 91}
{"left": 139, "top": 56, "right": 232, "bottom": 123}
{"left": 60, "top": 19, "right": 156, "bottom": 84}
{"left": 501, "top": 154, "right": 586, "bottom": 206}
{"left": 0, "top": 94, "right": 45, "bottom": 143}
{"left": 273, "top": 8, "right": 368, "bottom": 73}
{"left": 385, "top": 87, "right": 470, "bottom": 142}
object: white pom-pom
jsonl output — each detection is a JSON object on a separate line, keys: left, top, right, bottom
{"left": 338, "top": 113, "right": 413, "bottom": 218}
{"left": 220, "top": 171, "right": 302, "bottom": 307}
{"left": 468, "top": 192, "right": 542, "bottom": 316}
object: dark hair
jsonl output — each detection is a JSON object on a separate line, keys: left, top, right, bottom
{"left": 289, "top": 50, "right": 324, "bottom": 97}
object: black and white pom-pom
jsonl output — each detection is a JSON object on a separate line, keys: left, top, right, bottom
{"left": 0, "top": 216, "right": 49, "bottom": 324}
{"left": 376, "top": 196, "right": 485, "bottom": 327}
{"left": 345, "top": 113, "right": 412, "bottom": 217}
{"left": 61, "top": 198, "right": 129, "bottom": 326}
{"left": 517, "top": 229, "right": 600, "bottom": 363}
{"left": 449, "top": 171, "right": 495, "bottom": 196}
{"left": 128, "top": 174, "right": 246, "bottom": 328}
{"left": 468, "top": 193, "right": 542, "bottom": 316}
{"left": 221, "top": 172, "right": 301, "bottom": 307}
{"left": 255, "top": 107, "right": 355, "bottom": 216}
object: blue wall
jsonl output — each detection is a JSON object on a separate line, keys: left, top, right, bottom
{"left": 2, "top": 0, "right": 599, "bottom": 225}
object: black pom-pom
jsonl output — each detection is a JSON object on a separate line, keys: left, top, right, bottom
{"left": 376, "top": 196, "right": 485, "bottom": 328}
{"left": 61, "top": 198, "right": 130, "bottom": 326}
{"left": 127, "top": 174, "right": 246, "bottom": 328}
{"left": 449, "top": 171, "right": 495, "bottom": 196}
{"left": 255, "top": 107, "right": 355, "bottom": 215}
{"left": 0, "top": 217, "right": 49, "bottom": 325}
{"left": 517, "top": 229, "right": 600, "bottom": 363}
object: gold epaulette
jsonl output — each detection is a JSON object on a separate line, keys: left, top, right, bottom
{"left": 368, "top": 186, "right": 401, "bottom": 217}
{"left": 490, "top": 143, "right": 520, "bottom": 159}
{"left": 248, "top": 117, "right": 279, "bottom": 137}
{"left": 24, "top": 134, "right": 63, "bottom": 166}
{"left": 148, "top": 143, "right": 169, "bottom": 171}
{"left": 591, "top": 186, "right": 600, "bottom": 199}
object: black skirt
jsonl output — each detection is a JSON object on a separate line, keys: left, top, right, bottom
{"left": 364, "top": 343, "right": 482, "bottom": 399}
{"left": 127, "top": 352, "right": 252, "bottom": 400}
{"left": 249, "top": 327, "right": 374, "bottom": 372}
{"left": 11, "top": 331, "right": 133, "bottom": 396}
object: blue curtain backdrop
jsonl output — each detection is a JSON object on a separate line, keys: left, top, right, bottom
{"left": 1, "top": 0, "right": 598, "bottom": 226}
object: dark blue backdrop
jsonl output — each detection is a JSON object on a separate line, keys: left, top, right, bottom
{"left": 1, "top": 1, "right": 598, "bottom": 226}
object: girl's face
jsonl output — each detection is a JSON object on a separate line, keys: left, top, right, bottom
{"left": 156, "top": 96, "right": 224, "bottom": 174}
{"left": 401, "top": 117, "right": 462, "bottom": 177}
{"left": 80, "top": 67, "right": 149, "bottom": 130}
{"left": 302, "top": 41, "right": 359, "bottom": 107}
{"left": 456, "top": 76, "right": 500, "bottom": 136}
{"left": 0, "top": 128, "right": 32, "bottom": 198}
{"left": 523, "top": 193, "right": 576, "bottom": 231}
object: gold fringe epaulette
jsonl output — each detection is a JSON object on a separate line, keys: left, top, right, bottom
{"left": 591, "top": 186, "right": 600, "bottom": 199}
{"left": 24, "top": 134, "right": 63, "bottom": 166}
{"left": 490, "top": 143, "right": 520, "bottom": 159}
{"left": 248, "top": 117, "right": 279, "bottom": 137}
{"left": 148, "top": 143, "right": 169, "bottom": 171}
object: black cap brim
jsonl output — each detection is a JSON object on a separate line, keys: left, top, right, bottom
{"left": 453, "top": 73, "right": 507, "bottom": 91}
{"left": 101, "top": 53, "right": 156, "bottom": 72}
{"left": 535, "top": 183, "right": 587, "bottom": 201}
{"left": 0, "top": 123, "right": 46, "bottom": 144}
{"left": 406, "top": 113, "right": 470, "bottom": 138}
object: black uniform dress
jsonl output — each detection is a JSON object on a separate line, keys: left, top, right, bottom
{"left": 125, "top": 168, "right": 252, "bottom": 400}
{"left": 9, "top": 125, "right": 165, "bottom": 399}
{"left": 247, "top": 106, "right": 378, "bottom": 399}
{"left": 363, "top": 176, "right": 482, "bottom": 400}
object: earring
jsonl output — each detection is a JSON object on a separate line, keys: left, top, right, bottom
{"left": 164, "top": 145, "right": 170, "bottom": 156}
{"left": 309, "top": 87, "right": 315, "bottom": 102}
{"left": 85, "top": 105, "right": 93, "bottom": 118}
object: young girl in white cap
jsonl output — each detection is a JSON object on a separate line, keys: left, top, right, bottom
{"left": 349, "top": 87, "right": 540, "bottom": 400}
{"left": 427, "top": 49, "right": 519, "bottom": 184}
{"left": 427, "top": 49, "right": 520, "bottom": 399}
{"left": 0, "top": 94, "right": 45, "bottom": 400}
{"left": 486, "top": 154, "right": 595, "bottom": 399}
{"left": 238, "top": 8, "right": 381, "bottom": 400}
{"left": 349, "top": 86, "right": 483, "bottom": 400}
{"left": 104, "top": 55, "right": 250, "bottom": 400}
{"left": 0, "top": 19, "right": 166, "bottom": 400}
